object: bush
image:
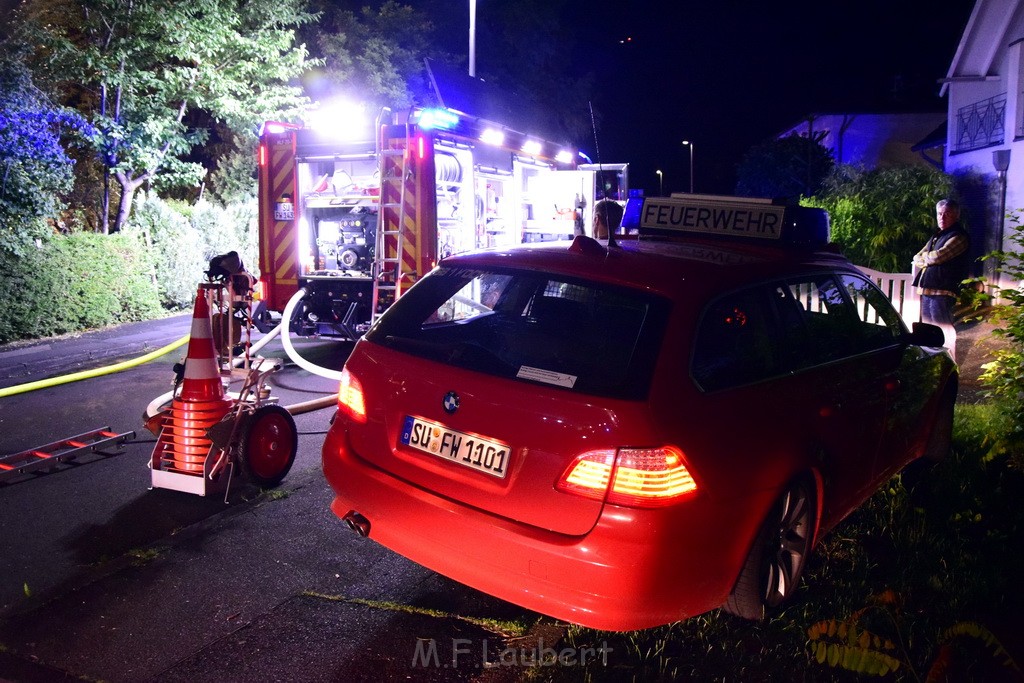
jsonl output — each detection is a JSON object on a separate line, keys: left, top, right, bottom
{"left": 187, "top": 198, "right": 260, "bottom": 276}
{"left": 0, "top": 194, "right": 260, "bottom": 345}
{"left": 0, "top": 232, "right": 160, "bottom": 344}
{"left": 976, "top": 209, "right": 1024, "bottom": 471}
{"left": 0, "top": 53, "right": 93, "bottom": 256}
{"left": 123, "top": 193, "right": 259, "bottom": 310}
{"left": 803, "top": 165, "right": 955, "bottom": 272}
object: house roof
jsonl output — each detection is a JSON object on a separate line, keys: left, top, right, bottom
{"left": 776, "top": 111, "right": 944, "bottom": 140}
{"left": 940, "top": 0, "right": 1024, "bottom": 96}
{"left": 911, "top": 121, "right": 948, "bottom": 151}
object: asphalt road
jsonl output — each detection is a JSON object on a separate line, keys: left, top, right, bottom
{"left": 0, "top": 316, "right": 567, "bottom": 682}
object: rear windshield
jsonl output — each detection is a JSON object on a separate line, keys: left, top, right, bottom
{"left": 367, "top": 266, "right": 669, "bottom": 399}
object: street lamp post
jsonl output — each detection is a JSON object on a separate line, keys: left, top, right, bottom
{"left": 469, "top": 0, "right": 476, "bottom": 77}
{"left": 656, "top": 169, "right": 663, "bottom": 196}
{"left": 681, "top": 140, "right": 694, "bottom": 193}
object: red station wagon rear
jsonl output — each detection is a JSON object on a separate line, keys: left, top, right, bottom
{"left": 322, "top": 194, "right": 957, "bottom": 631}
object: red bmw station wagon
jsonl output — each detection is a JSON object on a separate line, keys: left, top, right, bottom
{"left": 321, "top": 194, "right": 957, "bottom": 631}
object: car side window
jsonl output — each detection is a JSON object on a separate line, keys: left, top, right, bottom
{"left": 783, "top": 273, "right": 903, "bottom": 368}
{"left": 839, "top": 273, "right": 906, "bottom": 348}
{"left": 692, "top": 287, "right": 783, "bottom": 391}
{"left": 785, "top": 275, "right": 859, "bottom": 364}
{"left": 424, "top": 272, "right": 513, "bottom": 324}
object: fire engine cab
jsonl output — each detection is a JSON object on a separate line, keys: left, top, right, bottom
{"left": 255, "top": 104, "right": 628, "bottom": 339}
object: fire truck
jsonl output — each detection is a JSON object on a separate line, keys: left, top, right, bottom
{"left": 255, "top": 105, "right": 628, "bottom": 339}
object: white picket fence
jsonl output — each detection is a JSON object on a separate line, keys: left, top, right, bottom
{"left": 857, "top": 266, "right": 921, "bottom": 327}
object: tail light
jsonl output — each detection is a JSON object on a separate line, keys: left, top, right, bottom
{"left": 556, "top": 446, "right": 697, "bottom": 508}
{"left": 337, "top": 367, "right": 367, "bottom": 423}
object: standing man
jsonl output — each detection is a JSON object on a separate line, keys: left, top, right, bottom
{"left": 913, "top": 198, "right": 971, "bottom": 359}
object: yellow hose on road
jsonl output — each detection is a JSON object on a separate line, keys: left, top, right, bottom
{"left": 0, "top": 334, "right": 190, "bottom": 399}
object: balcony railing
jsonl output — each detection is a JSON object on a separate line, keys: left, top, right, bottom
{"left": 955, "top": 93, "right": 1006, "bottom": 152}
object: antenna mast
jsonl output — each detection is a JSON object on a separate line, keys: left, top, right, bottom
{"left": 589, "top": 101, "right": 617, "bottom": 248}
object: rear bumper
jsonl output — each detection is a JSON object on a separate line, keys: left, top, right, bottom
{"left": 322, "top": 426, "right": 769, "bottom": 631}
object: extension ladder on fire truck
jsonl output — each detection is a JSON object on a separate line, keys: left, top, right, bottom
{"left": 0, "top": 427, "right": 136, "bottom": 483}
{"left": 371, "top": 118, "right": 411, "bottom": 324}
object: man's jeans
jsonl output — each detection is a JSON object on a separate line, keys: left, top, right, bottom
{"left": 921, "top": 294, "right": 957, "bottom": 360}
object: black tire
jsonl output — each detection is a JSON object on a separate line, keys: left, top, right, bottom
{"left": 238, "top": 404, "right": 297, "bottom": 488}
{"left": 723, "top": 477, "right": 815, "bottom": 620}
{"left": 923, "top": 386, "right": 956, "bottom": 462}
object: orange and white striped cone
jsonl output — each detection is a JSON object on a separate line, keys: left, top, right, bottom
{"left": 180, "top": 286, "right": 226, "bottom": 402}
{"left": 156, "top": 286, "right": 235, "bottom": 475}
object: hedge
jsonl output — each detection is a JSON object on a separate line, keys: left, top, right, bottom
{"left": 0, "top": 196, "right": 260, "bottom": 346}
{"left": 0, "top": 232, "right": 162, "bottom": 344}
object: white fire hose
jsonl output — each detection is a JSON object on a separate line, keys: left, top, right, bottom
{"left": 281, "top": 287, "right": 345, "bottom": 381}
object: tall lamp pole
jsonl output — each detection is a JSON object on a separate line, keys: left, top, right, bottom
{"left": 681, "top": 140, "right": 694, "bottom": 193}
{"left": 656, "top": 169, "right": 663, "bottom": 195}
{"left": 469, "top": 0, "right": 476, "bottom": 77}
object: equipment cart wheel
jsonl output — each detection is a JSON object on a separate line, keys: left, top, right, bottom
{"left": 238, "top": 404, "right": 297, "bottom": 487}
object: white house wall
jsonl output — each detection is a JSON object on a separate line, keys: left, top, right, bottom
{"left": 944, "top": 0, "right": 1024, "bottom": 287}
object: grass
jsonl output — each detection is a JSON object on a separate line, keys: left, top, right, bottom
{"left": 535, "top": 402, "right": 1024, "bottom": 682}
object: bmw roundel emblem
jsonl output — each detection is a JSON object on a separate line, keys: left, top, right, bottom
{"left": 442, "top": 391, "right": 460, "bottom": 414}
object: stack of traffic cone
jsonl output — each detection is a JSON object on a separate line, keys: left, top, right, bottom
{"left": 153, "top": 285, "right": 235, "bottom": 476}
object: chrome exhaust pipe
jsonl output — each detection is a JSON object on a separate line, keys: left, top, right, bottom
{"left": 343, "top": 511, "right": 371, "bottom": 537}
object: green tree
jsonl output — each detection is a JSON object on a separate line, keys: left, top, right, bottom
{"left": 304, "top": 1, "right": 592, "bottom": 146}
{"left": 803, "top": 165, "right": 954, "bottom": 272}
{"left": 735, "top": 132, "right": 835, "bottom": 201}
{"left": 14, "top": 0, "right": 315, "bottom": 233}
{"left": 303, "top": 0, "right": 439, "bottom": 111}
{"left": 0, "top": 51, "right": 92, "bottom": 254}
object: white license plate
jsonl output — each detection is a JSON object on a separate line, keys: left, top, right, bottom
{"left": 400, "top": 416, "right": 510, "bottom": 479}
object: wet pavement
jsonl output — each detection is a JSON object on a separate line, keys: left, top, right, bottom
{"left": 0, "top": 317, "right": 561, "bottom": 683}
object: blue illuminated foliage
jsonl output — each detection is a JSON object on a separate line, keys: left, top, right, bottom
{"left": 0, "top": 57, "right": 94, "bottom": 254}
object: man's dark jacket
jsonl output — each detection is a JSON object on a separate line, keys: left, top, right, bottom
{"left": 914, "top": 223, "right": 971, "bottom": 293}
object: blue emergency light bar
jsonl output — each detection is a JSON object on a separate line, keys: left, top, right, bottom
{"left": 622, "top": 195, "right": 829, "bottom": 247}
{"left": 415, "top": 108, "right": 460, "bottom": 131}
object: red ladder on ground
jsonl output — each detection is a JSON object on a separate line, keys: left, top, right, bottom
{"left": 0, "top": 427, "right": 136, "bottom": 483}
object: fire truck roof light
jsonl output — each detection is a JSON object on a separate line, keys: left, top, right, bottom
{"left": 417, "top": 108, "right": 460, "bottom": 131}
{"left": 521, "top": 140, "right": 542, "bottom": 156}
{"left": 262, "top": 122, "right": 289, "bottom": 135}
{"left": 480, "top": 128, "right": 505, "bottom": 146}
{"left": 555, "top": 150, "right": 574, "bottom": 164}
{"left": 305, "top": 100, "right": 373, "bottom": 140}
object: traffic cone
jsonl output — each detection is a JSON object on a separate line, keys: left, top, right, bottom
{"left": 154, "top": 286, "right": 235, "bottom": 476}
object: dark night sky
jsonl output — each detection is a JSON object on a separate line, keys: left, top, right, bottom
{"left": 557, "top": 0, "right": 977, "bottom": 195}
